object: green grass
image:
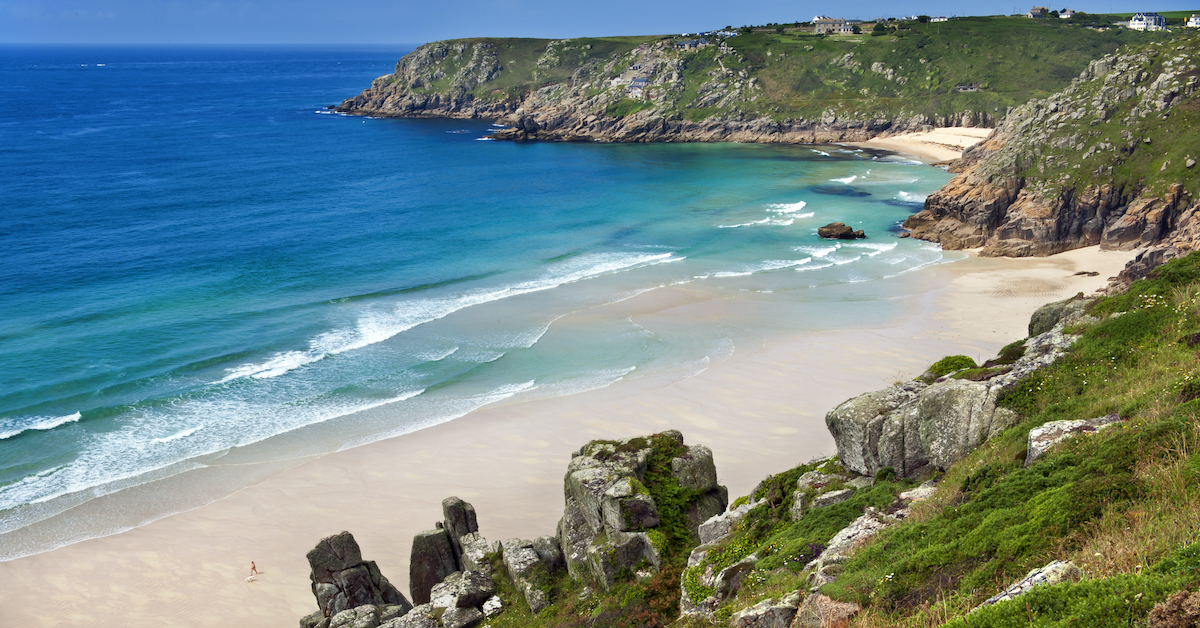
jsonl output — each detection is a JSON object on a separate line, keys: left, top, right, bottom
{"left": 819, "top": 252, "right": 1200, "bottom": 626}
{"left": 993, "top": 31, "right": 1200, "bottom": 204}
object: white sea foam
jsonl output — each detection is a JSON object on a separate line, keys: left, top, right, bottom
{"left": 767, "top": 201, "right": 808, "bottom": 214}
{"left": 0, "top": 412, "right": 82, "bottom": 441}
{"left": 831, "top": 175, "right": 857, "bottom": 184}
{"left": 418, "top": 346, "right": 460, "bottom": 362}
{"left": 217, "top": 252, "right": 680, "bottom": 384}
{"left": 795, "top": 262, "right": 835, "bottom": 272}
{"left": 897, "top": 191, "right": 927, "bottom": 202}
{"left": 718, "top": 218, "right": 770, "bottom": 228}
{"left": 0, "top": 389, "right": 427, "bottom": 513}
{"left": 475, "top": 137, "right": 495, "bottom": 141}
{"left": 811, "top": 149, "right": 831, "bottom": 156}
{"left": 694, "top": 258, "right": 811, "bottom": 280}
{"left": 842, "top": 241, "right": 899, "bottom": 256}
{"left": 831, "top": 254, "right": 863, "bottom": 265}
{"left": 151, "top": 425, "right": 203, "bottom": 445}
{"left": 793, "top": 244, "right": 840, "bottom": 257}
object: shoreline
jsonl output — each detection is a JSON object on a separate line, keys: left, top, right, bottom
{"left": 0, "top": 243, "right": 1137, "bottom": 627}
{"left": 846, "top": 127, "right": 995, "bottom": 162}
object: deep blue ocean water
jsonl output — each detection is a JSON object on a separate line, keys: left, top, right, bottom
{"left": 0, "top": 45, "right": 954, "bottom": 558}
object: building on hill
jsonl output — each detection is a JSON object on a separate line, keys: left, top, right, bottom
{"left": 1027, "top": 6, "right": 1048, "bottom": 18}
{"left": 812, "top": 16, "right": 847, "bottom": 34}
{"left": 1059, "top": 9, "right": 1075, "bottom": 18}
{"left": 674, "top": 38, "right": 711, "bottom": 50}
{"left": 931, "top": 16, "right": 949, "bottom": 22}
{"left": 1187, "top": 14, "right": 1200, "bottom": 27}
{"left": 627, "top": 78, "right": 650, "bottom": 98}
{"left": 1128, "top": 12, "right": 1167, "bottom": 31}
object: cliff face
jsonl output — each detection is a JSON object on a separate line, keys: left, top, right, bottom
{"left": 905, "top": 32, "right": 1200, "bottom": 269}
{"left": 338, "top": 38, "right": 993, "bottom": 144}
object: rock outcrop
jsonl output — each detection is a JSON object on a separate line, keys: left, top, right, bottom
{"left": 978, "top": 560, "right": 1083, "bottom": 608}
{"left": 557, "top": 431, "right": 727, "bottom": 590}
{"left": 827, "top": 308, "right": 1081, "bottom": 479}
{"left": 817, "top": 222, "right": 866, "bottom": 239}
{"left": 304, "top": 532, "right": 412, "bottom": 623}
{"left": 904, "top": 34, "right": 1200, "bottom": 275}
{"left": 1025, "top": 414, "right": 1123, "bottom": 466}
{"left": 336, "top": 38, "right": 993, "bottom": 145}
{"left": 409, "top": 529, "right": 457, "bottom": 605}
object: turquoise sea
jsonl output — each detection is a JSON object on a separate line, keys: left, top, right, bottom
{"left": 0, "top": 45, "right": 954, "bottom": 559}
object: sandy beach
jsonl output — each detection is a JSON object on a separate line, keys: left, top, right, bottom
{"left": 851, "top": 127, "right": 995, "bottom": 162}
{"left": 0, "top": 242, "right": 1136, "bottom": 628}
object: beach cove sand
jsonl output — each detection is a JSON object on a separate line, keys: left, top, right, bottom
{"left": 0, "top": 244, "right": 1136, "bottom": 628}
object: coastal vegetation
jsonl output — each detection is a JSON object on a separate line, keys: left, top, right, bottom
{"left": 338, "top": 16, "right": 1170, "bottom": 134}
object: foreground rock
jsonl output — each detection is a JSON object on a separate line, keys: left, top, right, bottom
{"left": 305, "top": 531, "right": 412, "bottom": 623}
{"left": 730, "top": 592, "right": 801, "bottom": 628}
{"left": 557, "top": 430, "right": 727, "bottom": 589}
{"left": 1025, "top": 414, "right": 1123, "bottom": 466}
{"left": 979, "top": 560, "right": 1082, "bottom": 608}
{"left": 827, "top": 306, "right": 1082, "bottom": 479}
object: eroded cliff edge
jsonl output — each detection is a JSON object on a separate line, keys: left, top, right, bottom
{"left": 335, "top": 20, "right": 1141, "bottom": 145}
{"left": 904, "top": 32, "right": 1200, "bottom": 282}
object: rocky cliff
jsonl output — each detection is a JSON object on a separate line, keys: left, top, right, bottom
{"left": 336, "top": 19, "right": 1143, "bottom": 145}
{"left": 905, "top": 32, "right": 1200, "bottom": 276}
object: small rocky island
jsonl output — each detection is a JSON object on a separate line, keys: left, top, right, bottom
{"left": 816, "top": 222, "right": 866, "bottom": 240}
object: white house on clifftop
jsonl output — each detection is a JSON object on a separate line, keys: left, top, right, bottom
{"left": 1128, "top": 12, "right": 1167, "bottom": 31}
{"left": 1188, "top": 14, "right": 1200, "bottom": 27}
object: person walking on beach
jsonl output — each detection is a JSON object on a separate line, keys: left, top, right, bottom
{"left": 250, "top": 561, "right": 258, "bottom": 576}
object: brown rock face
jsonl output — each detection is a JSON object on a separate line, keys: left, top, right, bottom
{"left": 817, "top": 222, "right": 866, "bottom": 239}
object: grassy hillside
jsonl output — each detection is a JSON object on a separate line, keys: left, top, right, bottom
{"left": 379, "top": 17, "right": 1172, "bottom": 125}
{"left": 709, "top": 16, "right": 1159, "bottom": 121}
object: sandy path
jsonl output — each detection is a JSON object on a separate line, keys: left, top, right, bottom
{"left": 0, "top": 245, "right": 1134, "bottom": 628}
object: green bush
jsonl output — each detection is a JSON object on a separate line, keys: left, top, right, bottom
{"left": 925, "top": 355, "right": 978, "bottom": 378}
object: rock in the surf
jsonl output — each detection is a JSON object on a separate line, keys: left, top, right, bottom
{"left": 817, "top": 222, "right": 866, "bottom": 239}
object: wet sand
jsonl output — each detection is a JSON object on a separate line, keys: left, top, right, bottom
{"left": 0, "top": 243, "right": 1136, "bottom": 628}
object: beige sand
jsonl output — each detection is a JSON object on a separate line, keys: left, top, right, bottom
{"left": 0, "top": 246, "right": 1135, "bottom": 628}
{"left": 852, "top": 127, "right": 995, "bottom": 162}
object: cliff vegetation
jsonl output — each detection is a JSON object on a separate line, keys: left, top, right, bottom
{"left": 336, "top": 17, "right": 1160, "bottom": 143}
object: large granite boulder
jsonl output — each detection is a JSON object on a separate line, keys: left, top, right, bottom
{"left": 409, "top": 529, "right": 457, "bottom": 605}
{"left": 979, "top": 560, "right": 1082, "bottom": 607}
{"left": 330, "top": 605, "right": 382, "bottom": 628}
{"left": 556, "top": 431, "right": 727, "bottom": 589}
{"left": 380, "top": 604, "right": 439, "bottom": 628}
{"left": 500, "top": 537, "right": 564, "bottom": 613}
{"left": 1025, "top": 414, "right": 1123, "bottom": 466}
{"left": 306, "top": 532, "right": 412, "bottom": 619}
{"left": 827, "top": 318, "right": 1080, "bottom": 479}
{"left": 456, "top": 532, "right": 492, "bottom": 576}
{"left": 441, "top": 497, "right": 479, "bottom": 564}
{"left": 428, "top": 570, "right": 495, "bottom": 610}
{"left": 730, "top": 592, "right": 801, "bottom": 628}
{"left": 824, "top": 382, "right": 926, "bottom": 477}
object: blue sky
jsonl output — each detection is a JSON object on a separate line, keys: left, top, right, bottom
{"left": 2, "top": 0, "right": 1197, "bottom": 44}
